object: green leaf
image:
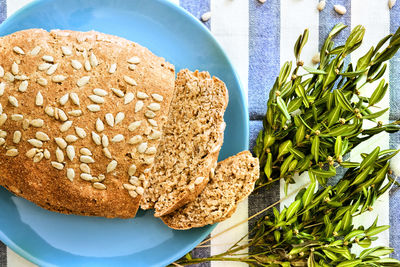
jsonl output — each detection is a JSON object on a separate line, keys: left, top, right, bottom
{"left": 351, "top": 166, "right": 374, "bottom": 186}
{"left": 302, "top": 182, "right": 316, "bottom": 207}
{"left": 358, "top": 238, "right": 371, "bottom": 248}
{"left": 334, "top": 89, "right": 353, "bottom": 112}
{"left": 366, "top": 225, "right": 390, "bottom": 237}
{"left": 303, "top": 65, "right": 327, "bottom": 74}
{"left": 286, "top": 199, "right": 302, "bottom": 220}
{"left": 360, "top": 147, "right": 380, "bottom": 170}
{"left": 276, "top": 96, "right": 291, "bottom": 120}
{"left": 339, "top": 69, "right": 366, "bottom": 77}
{"left": 344, "top": 230, "right": 365, "bottom": 241}
{"left": 322, "top": 249, "right": 339, "bottom": 261}
{"left": 336, "top": 260, "right": 362, "bottom": 267}
{"left": 264, "top": 152, "right": 273, "bottom": 179}
{"left": 295, "top": 124, "right": 306, "bottom": 144}
{"left": 369, "top": 79, "right": 388, "bottom": 107}
{"left": 362, "top": 107, "right": 388, "bottom": 120}
{"left": 327, "top": 105, "right": 342, "bottom": 127}
{"left": 335, "top": 136, "right": 343, "bottom": 158}
{"left": 311, "top": 135, "right": 320, "bottom": 163}
{"left": 340, "top": 162, "right": 360, "bottom": 168}
{"left": 357, "top": 46, "right": 374, "bottom": 71}
{"left": 278, "top": 140, "right": 292, "bottom": 159}
{"left": 342, "top": 210, "right": 352, "bottom": 231}
{"left": 295, "top": 84, "right": 309, "bottom": 108}
{"left": 280, "top": 154, "right": 294, "bottom": 177}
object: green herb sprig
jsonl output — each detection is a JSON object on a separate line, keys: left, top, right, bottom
{"left": 253, "top": 23, "right": 400, "bottom": 192}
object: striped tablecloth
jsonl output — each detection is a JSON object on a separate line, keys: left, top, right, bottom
{"left": 1, "top": 0, "right": 400, "bottom": 266}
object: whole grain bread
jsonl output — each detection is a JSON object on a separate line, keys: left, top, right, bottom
{"left": 0, "top": 29, "right": 175, "bottom": 218}
{"left": 140, "top": 69, "right": 228, "bottom": 217}
{"left": 161, "top": 151, "right": 259, "bottom": 230}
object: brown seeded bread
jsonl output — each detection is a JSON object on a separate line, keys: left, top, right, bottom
{"left": 140, "top": 69, "right": 228, "bottom": 217}
{"left": 161, "top": 151, "right": 259, "bottom": 230}
{"left": 0, "top": 29, "right": 175, "bottom": 218}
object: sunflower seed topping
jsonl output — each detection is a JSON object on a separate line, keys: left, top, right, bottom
{"left": 146, "top": 146, "right": 157, "bottom": 155}
{"left": 30, "top": 119, "right": 44, "bottom": 127}
{"left": 28, "top": 139, "right": 43, "bottom": 148}
{"left": 109, "top": 63, "right": 117, "bottom": 74}
{"left": 135, "top": 101, "right": 144, "bottom": 112}
{"left": 0, "top": 103, "right": 2, "bottom": 114}
{"left": 129, "top": 176, "right": 139, "bottom": 185}
{"left": 96, "top": 118, "right": 105, "bottom": 132}
{"left": 13, "top": 46, "right": 25, "bottom": 55}
{"left": 56, "top": 147, "right": 64, "bottom": 162}
{"left": 137, "top": 92, "right": 148, "bottom": 99}
{"left": 51, "top": 161, "right": 64, "bottom": 170}
{"left": 42, "top": 55, "right": 54, "bottom": 62}
{"left": 66, "top": 168, "right": 75, "bottom": 182}
{"left": 68, "top": 110, "right": 82, "bottom": 117}
{"left": 32, "top": 152, "right": 43, "bottom": 162}
{"left": 151, "top": 93, "right": 163, "bottom": 102}
{"left": 124, "top": 92, "right": 135, "bottom": 104}
{"left": 128, "top": 121, "right": 141, "bottom": 132}
{"left": 75, "top": 127, "right": 86, "bottom": 138}
{"left": 77, "top": 76, "right": 90, "bottom": 87}
{"left": 87, "top": 104, "right": 100, "bottom": 112}
{"left": 144, "top": 157, "right": 154, "bottom": 165}
{"left": 30, "top": 46, "right": 41, "bottom": 56}
{"left": 123, "top": 183, "right": 136, "bottom": 191}
{"left": 5, "top": 149, "right": 18, "bottom": 157}
{"left": 128, "top": 164, "right": 137, "bottom": 176}
{"left": 38, "top": 63, "right": 52, "bottom": 71}
{"left": 105, "top": 113, "right": 114, "bottom": 127}
{"left": 148, "top": 119, "right": 158, "bottom": 127}
{"left": 124, "top": 75, "right": 137, "bottom": 86}
{"left": 93, "top": 88, "right": 108, "bottom": 97}
{"left": 129, "top": 191, "right": 138, "bottom": 198}
{"left": 37, "top": 77, "right": 48, "bottom": 86}
{"left": 60, "top": 120, "right": 73, "bottom": 132}
{"left": 35, "top": 91, "right": 44, "bottom": 106}
{"left": 127, "top": 56, "right": 140, "bottom": 64}
{"left": 103, "top": 147, "right": 112, "bottom": 159}
{"left": 0, "top": 82, "right": 5, "bottom": 95}
{"left": 84, "top": 60, "right": 91, "bottom": 71}
{"left": 36, "top": 131, "right": 50, "bottom": 141}
{"left": 107, "top": 160, "right": 118, "bottom": 173}
{"left": 91, "top": 131, "right": 101, "bottom": 145}
{"left": 80, "top": 148, "right": 92, "bottom": 156}
{"left": 26, "top": 148, "right": 37, "bottom": 158}
{"left": 4, "top": 72, "right": 14, "bottom": 82}
{"left": 44, "top": 106, "right": 54, "bottom": 117}
{"left": 145, "top": 110, "right": 156, "bottom": 118}
{"left": 55, "top": 137, "right": 67, "bottom": 149}
{"left": 66, "top": 145, "right": 75, "bottom": 161}
{"left": 43, "top": 149, "right": 50, "bottom": 159}
{"left": 89, "top": 95, "right": 105, "bottom": 104}
{"left": 136, "top": 186, "right": 144, "bottom": 195}
{"left": 102, "top": 134, "right": 109, "bottom": 147}
{"left": 115, "top": 112, "right": 125, "bottom": 125}
{"left": 46, "top": 63, "right": 58, "bottom": 75}
{"left": 59, "top": 93, "right": 69, "bottom": 106}
{"left": 70, "top": 93, "right": 80, "bottom": 106}
{"left": 128, "top": 64, "right": 136, "bottom": 71}
{"left": 128, "top": 135, "right": 142, "bottom": 145}
{"left": 11, "top": 62, "right": 19, "bottom": 75}
{"left": 137, "top": 142, "right": 148, "bottom": 153}
{"left": 65, "top": 135, "right": 78, "bottom": 144}
{"left": 0, "top": 114, "right": 7, "bottom": 126}
{"left": 90, "top": 52, "right": 99, "bottom": 67}
{"left": 93, "top": 182, "right": 106, "bottom": 190}
{"left": 13, "top": 131, "right": 21, "bottom": 144}
{"left": 80, "top": 173, "right": 93, "bottom": 181}
{"left": 52, "top": 75, "right": 66, "bottom": 83}
{"left": 111, "top": 88, "right": 124, "bottom": 97}
{"left": 8, "top": 96, "right": 18, "bottom": 107}
{"left": 0, "top": 67, "right": 3, "bottom": 78}
{"left": 61, "top": 46, "right": 72, "bottom": 56}
{"left": 0, "top": 138, "right": 4, "bottom": 146}
{"left": 80, "top": 155, "right": 95, "bottom": 164}
{"left": 71, "top": 60, "right": 82, "bottom": 70}
{"left": 56, "top": 108, "right": 68, "bottom": 121}
{"left": 147, "top": 103, "right": 160, "bottom": 111}
{"left": 11, "top": 114, "right": 23, "bottom": 121}
{"left": 111, "top": 134, "right": 124, "bottom": 143}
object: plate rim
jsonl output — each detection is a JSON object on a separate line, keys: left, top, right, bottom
{"left": 0, "top": 0, "right": 250, "bottom": 266}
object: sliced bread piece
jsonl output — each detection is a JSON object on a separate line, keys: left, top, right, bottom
{"left": 161, "top": 151, "right": 259, "bottom": 230}
{"left": 140, "top": 69, "right": 228, "bottom": 217}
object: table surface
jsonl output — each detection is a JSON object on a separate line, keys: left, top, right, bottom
{"left": 1, "top": 0, "right": 400, "bottom": 267}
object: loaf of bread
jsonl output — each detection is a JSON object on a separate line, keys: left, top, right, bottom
{"left": 161, "top": 151, "right": 259, "bottom": 229}
{"left": 0, "top": 29, "right": 175, "bottom": 218}
{"left": 141, "top": 69, "right": 228, "bottom": 217}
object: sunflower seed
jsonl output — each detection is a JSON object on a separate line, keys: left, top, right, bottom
{"left": 111, "top": 88, "right": 124, "bottom": 97}
{"left": 334, "top": 4, "right": 346, "bottom": 15}
{"left": 93, "top": 182, "right": 106, "bottom": 190}
{"left": 22, "top": 119, "right": 29, "bottom": 130}
{"left": 8, "top": 96, "right": 18, "bottom": 107}
{"left": 11, "top": 114, "right": 23, "bottom": 121}
{"left": 111, "top": 134, "right": 124, "bottom": 143}
{"left": 137, "top": 92, "right": 148, "bottom": 99}
{"left": 89, "top": 95, "right": 105, "bottom": 104}
{"left": 389, "top": 0, "right": 397, "bottom": 9}
{"left": 0, "top": 137, "right": 4, "bottom": 146}
{"left": 12, "top": 131, "right": 21, "bottom": 144}
{"left": 60, "top": 46, "right": 72, "bottom": 56}
{"left": 11, "top": 62, "right": 19, "bottom": 75}
{"left": 127, "top": 56, "right": 140, "bottom": 64}
{"left": 75, "top": 127, "right": 87, "bottom": 138}
{"left": 79, "top": 163, "right": 91, "bottom": 174}
{"left": 144, "top": 127, "right": 152, "bottom": 135}
{"left": 144, "top": 157, "right": 154, "bottom": 165}
{"left": 129, "top": 191, "right": 138, "bottom": 198}
{"left": 60, "top": 121, "right": 73, "bottom": 132}
{"left": 128, "top": 135, "right": 142, "bottom": 145}
{"left": 33, "top": 152, "right": 44, "bottom": 162}
{"left": 14, "top": 75, "right": 28, "bottom": 81}
{"left": 145, "top": 146, "right": 157, "bottom": 155}
{"left": 68, "top": 110, "right": 82, "bottom": 117}
{"left": 70, "top": 93, "right": 80, "bottom": 106}
{"left": 51, "top": 161, "right": 64, "bottom": 170}
{"left": 5, "top": 148, "right": 18, "bottom": 157}
{"left": 4, "top": 72, "right": 14, "bottom": 82}
{"left": 90, "top": 52, "right": 99, "bottom": 67}
{"left": 13, "top": 46, "right": 25, "bottom": 55}
{"left": 59, "top": 93, "right": 69, "bottom": 106}
{"left": 30, "top": 119, "right": 44, "bottom": 127}
{"left": 148, "top": 119, "right": 158, "bottom": 127}
{"left": 52, "top": 75, "right": 66, "bottom": 83}
{"left": 91, "top": 131, "right": 101, "bottom": 145}
{"left": 33, "top": 92, "right": 43, "bottom": 106}
{"left": 87, "top": 104, "right": 100, "bottom": 112}
{"left": 137, "top": 142, "right": 148, "bottom": 153}
{"left": 80, "top": 155, "right": 95, "bottom": 164}
{"left": 103, "top": 147, "right": 112, "bottom": 159}
{"left": 56, "top": 147, "right": 64, "bottom": 162}
{"left": 46, "top": 63, "right": 58, "bottom": 75}
{"left": 102, "top": 134, "right": 109, "bottom": 147}
{"left": 148, "top": 130, "right": 161, "bottom": 139}
{"left": 123, "top": 183, "right": 136, "bottom": 191}
{"left": 128, "top": 64, "right": 136, "bottom": 71}
{"left": 37, "top": 77, "right": 48, "bottom": 86}
{"left": 55, "top": 137, "right": 67, "bottom": 149}
{"left": 136, "top": 186, "right": 144, "bottom": 195}
{"left": 147, "top": 103, "right": 160, "bottom": 111}
{"left": 93, "top": 88, "right": 108, "bottom": 97}
{"left": 80, "top": 173, "right": 93, "bottom": 181}
{"left": 57, "top": 108, "right": 68, "bottom": 121}
{"left": 0, "top": 114, "right": 7, "bottom": 126}
{"left": 28, "top": 139, "right": 43, "bottom": 148}
{"left": 135, "top": 101, "right": 144, "bottom": 112}
{"left": 107, "top": 160, "right": 118, "bottom": 173}
{"left": 151, "top": 93, "right": 163, "bottom": 102}
{"left": 0, "top": 67, "right": 3, "bottom": 78}
{"left": 66, "top": 168, "right": 75, "bottom": 181}
{"left": 0, "top": 130, "right": 6, "bottom": 138}
{"left": 44, "top": 106, "right": 54, "bottom": 117}
{"left": 129, "top": 176, "right": 139, "bottom": 185}
{"left": 124, "top": 75, "right": 137, "bottom": 86}
{"left": 128, "top": 164, "right": 137, "bottom": 176}
{"left": 77, "top": 35, "right": 87, "bottom": 43}
{"left": 36, "top": 131, "right": 50, "bottom": 141}
{"left": 115, "top": 112, "right": 125, "bottom": 125}
{"left": 84, "top": 59, "right": 91, "bottom": 71}
{"left": 71, "top": 60, "right": 82, "bottom": 70}
{"left": 127, "top": 121, "right": 141, "bottom": 132}
{"left": 77, "top": 76, "right": 90, "bottom": 87}
{"left": 124, "top": 92, "right": 135, "bottom": 104}
{"left": 38, "top": 63, "right": 52, "bottom": 71}
{"left": 0, "top": 82, "right": 5, "bottom": 95}
{"left": 42, "top": 55, "right": 54, "bottom": 62}
{"left": 105, "top": 113, "right": 114, "bottom": 127}
{"left": 109, "top": 63, "right": 117, "bottom": 74}
{"left": 65, "top": 135, "right": 78, "bottom": 143}
{"left": 26, "top": 148, "right": 37, "bottom": 158}
{"left": 317, "top": 0, "right": 326, "bottom": 11}
{"left": 80, "top": 148, "right": 92, "bottom": 156}
{"left": 30, "top": 46, "right": 41, "bottom": 56}
{"left": 95, "top": 118, "right": 105, "bottom": 132}
{"left": 41, "top": 149, "right": 49, "bottom": 160}
{"left": 66, "top": 145, "right": 75, "bottom": 161}
{"left": 145, "top": 110, "right": 156, "bottom": 118}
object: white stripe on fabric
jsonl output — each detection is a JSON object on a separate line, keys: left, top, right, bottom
{"left": 280, "top": 0, "right": 319, "bottom": 208}
{"left": 210, "top": 0, "right": 249, "bottom": 266}
{"left": 169, "top": 0, "right": 180, "bottom": 6}
{"left": 7, "top": 0, "right": 34, "bottom": 17}
{"left": 7, "top": 248, "right": 36, "bottom": 267}
{"left": 351, "top": 0, "right": 391, "bottom": 251}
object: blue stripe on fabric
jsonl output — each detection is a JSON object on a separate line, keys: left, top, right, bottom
{"left": 0, "top": 0, "right": 5, "bottom": 24}
{"left": 390, "top": 4, "right": 400, "bottom": 258}
{"left": 248, "top": 0, "right": 280, "bottom": 120}
{"left": 180, "top": 0, "right": 210, "bottom": 29}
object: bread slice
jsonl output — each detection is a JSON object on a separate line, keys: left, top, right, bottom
{"left": 0, "top": 29, "right": 175, "bottom": 218}
{"left": 161, "top": 151, "right": 259, "bottom": 229}
{"left": 140, "top": 69, "right": 228, "bottom": 217}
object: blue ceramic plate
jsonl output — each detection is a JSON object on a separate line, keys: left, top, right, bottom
{"left": 0, "top": 0, "right": 248, "bottom": 266}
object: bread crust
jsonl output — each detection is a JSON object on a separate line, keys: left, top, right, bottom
{"left": 0, "top": 29, "right": 175, "bottom": 218}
